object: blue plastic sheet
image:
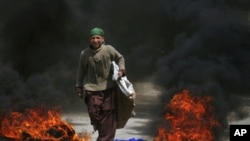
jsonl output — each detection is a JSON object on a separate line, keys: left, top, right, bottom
{"left": 114, "top": 138, "right": 147, "bottom": 141}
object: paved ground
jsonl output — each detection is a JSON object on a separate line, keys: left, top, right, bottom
{"left": 0, "top": 81, "right": 249, "bottom": 141}
{"left": 62, "top": 81, "right": 163, "bottom": 141}
{"left": 62, "top": 81, "right": 250, "bottom": 141}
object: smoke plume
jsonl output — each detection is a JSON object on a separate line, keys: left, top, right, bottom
{"left": 0, "top": 0, "right": 249, "bottom": 139}
{"left": 155, "top": 0, "right": 250, "bottom": 139}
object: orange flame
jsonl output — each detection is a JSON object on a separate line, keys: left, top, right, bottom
{"left": 155, "top": 89, "right": 220, "bottom": 141}
{"left": 0, "top": 106, "right": 91, "bottom": 141}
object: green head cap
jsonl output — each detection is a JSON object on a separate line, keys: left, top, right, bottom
{"left": 90, "top": 27, "right": 104, "bottom": 36}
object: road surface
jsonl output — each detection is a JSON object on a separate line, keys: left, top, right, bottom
{"left": 62, "top": 81, "right": 163, "bottom": 141}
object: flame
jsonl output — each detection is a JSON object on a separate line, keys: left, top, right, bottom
{"left": 0, "top": 106, "right": 91, "bottom": 141}
{"left": 155, "top": 89, "right": 220, "bottom": 141}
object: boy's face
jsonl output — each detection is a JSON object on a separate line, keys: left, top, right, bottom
{"left": 90, "top": 35, "right": 104, "bottom": 49}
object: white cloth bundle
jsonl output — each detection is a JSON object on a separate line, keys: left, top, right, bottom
{"left": 112, "top": 61, "right": 135, "bottom": 97}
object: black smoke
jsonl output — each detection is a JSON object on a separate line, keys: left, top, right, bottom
{"left": 155, "top": 0, "right": 250, "bottom": 139}
{"left": 0, "top": 0, "right": 167, "bottom": 111}
{"left": 0, "top": 0, "right": 249, "bottom": 140}
{"left": 0, "top": 0, "right": 85, "bottom": 112}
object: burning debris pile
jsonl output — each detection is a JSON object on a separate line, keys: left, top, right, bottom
{"left": 154, "top": 89, "right": 220, "bottom": 141}
{"left": 0, "top": 106, "right": 90, "bottom": 141}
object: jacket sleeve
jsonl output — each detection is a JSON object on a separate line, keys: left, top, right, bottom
{"left": 76, "top": 50, "right": 87, "bottom": 87}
